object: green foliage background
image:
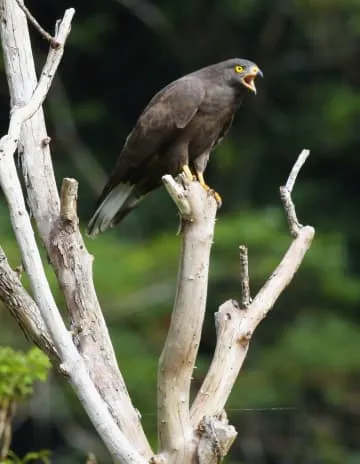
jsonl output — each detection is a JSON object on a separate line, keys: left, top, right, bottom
{"left": 1, "top": 0, "right": 360, "bottom": 462}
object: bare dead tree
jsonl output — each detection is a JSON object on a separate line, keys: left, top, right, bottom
{"left": 0, "top": 1, "right": 314, "bottom": 463}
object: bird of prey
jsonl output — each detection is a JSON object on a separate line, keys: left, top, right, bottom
{"left": 86, "top": 58, "right": 262, "bottom": 237}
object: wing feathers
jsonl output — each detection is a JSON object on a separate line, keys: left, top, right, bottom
{"left": 87, "top": 77, "right": 206, "bottom": 236}
{"left": 117, "top": 77, "right": 205, "bottom": 170}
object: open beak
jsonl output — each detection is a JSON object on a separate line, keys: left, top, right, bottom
{"left": 241, "top": 66, "right": 263, "bottom": 94}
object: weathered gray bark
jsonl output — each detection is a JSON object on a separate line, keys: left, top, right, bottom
{"left": 0, "top": 0, "right": 151, "bottom": 460}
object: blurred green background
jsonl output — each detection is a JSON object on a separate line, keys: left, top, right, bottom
{"left": 1, "top": 0, "right": 360, "bottom": 462}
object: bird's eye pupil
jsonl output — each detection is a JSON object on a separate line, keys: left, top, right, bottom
{"left": 235, "top": 65, "right": 244, "bottom": 73}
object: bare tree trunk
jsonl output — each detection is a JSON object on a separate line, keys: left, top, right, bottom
{"left": 0, "top": 1, "right": 314, "bottom": 462}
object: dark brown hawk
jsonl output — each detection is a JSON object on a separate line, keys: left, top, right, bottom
{"left": 87, "top": 58, "right": 262, "bottom": 236}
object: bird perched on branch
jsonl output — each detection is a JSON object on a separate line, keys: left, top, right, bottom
{"left": 87, "top": 58, "right": 262, "bottom": 237}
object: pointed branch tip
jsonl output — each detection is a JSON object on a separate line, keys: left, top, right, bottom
{"left": 239, "top": 245, "right": 251, "bottom": 307}
{"left": 281, "top": 149, "right": 310, "bottom": 237}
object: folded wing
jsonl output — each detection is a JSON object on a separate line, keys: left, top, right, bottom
{"left": 86, "top": 77, "right": 205, "bottom": 236}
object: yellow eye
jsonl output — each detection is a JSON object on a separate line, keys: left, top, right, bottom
{"left": 234, "top": 65, "right": 244, "bottom": 73}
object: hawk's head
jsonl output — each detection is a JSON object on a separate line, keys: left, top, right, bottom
{"left": 223, "top": 59, "right": 263, "bottom": 94}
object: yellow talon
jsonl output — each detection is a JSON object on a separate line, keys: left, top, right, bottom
{"left": 182, "top": 164, "right": 195, "bottom": 181}
{"left": 196, "top": 172, "right": 209, "bottom": 190}
{"left": 211, "top": 190, "right": 222, "bottom": 206}
{"left": 196, "top": 172, "right": 222, "bottom": 207}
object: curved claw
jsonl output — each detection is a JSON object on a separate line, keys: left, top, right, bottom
{"left": 208, "top": 189, "right": 222, "bottom": 207}
{"left": 196, "top": 171, "right": 222, "bottom": 207}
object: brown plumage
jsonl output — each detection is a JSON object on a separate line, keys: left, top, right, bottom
{"left": 87, "top": 58, "right": 262, "bottom": 236}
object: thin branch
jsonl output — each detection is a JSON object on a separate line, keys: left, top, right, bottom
{"left": 157, "top": 180, "right": 217, "bottom": 460}
{"left": 0, "top": 7, "right": 75, "bottom": 160}
{"left": 285, "top": 148, "right": 310, "bottom": 193}
{"left": 280, "top": 149, "right": 310, "bottom": 237}
{"left": 239, "top": 245, "right": 251, "bottom": 307}
{"left": 14, "top": 0, "right": 60, "bottom": 48}
{"left": 0, "top": 247, "right": 59, "bottom": 364}
{"left": 190, "top": 299, "right": 245, "bottom": 426}
{"left": 280, "top": 186, "right": 301, "bottom": 237}
{"left": 1, "top": 1, "right": 63, "bottom": 244}
{"left": 190, "top": 150, "right": 314, "bottom": 425}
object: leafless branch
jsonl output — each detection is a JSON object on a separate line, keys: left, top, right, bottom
{"left": 0, "top": 7, "right": 74, "bottom": 160}
{"left": 0, "top": 248, "right": 59, "bottom": 364}
{"left": 157, "top": 151, "right": 313, "bottom": 461}
{"left": 157, "top": 180, "right": 217, "bottom": 461}
{"left": 14, "top": 0, "right": 60, "bottom": 48}
{"left": 50, "top": 179, "right": 152, "bottom": 458}
{"left": 239, "top": 245, "right": 251, "bottom": 307}
{"left": 0, "top": 0, "right": 152, "bottom": 458}
{"left": 191, "top": 225, "right": 314, "bottom": 424}
{"left": 190, "top": 149, "right": 314, "bottom": 424}
{"left": 0, "top": 2, "right": 148, "bottom": 462}
{"left": 285, "top": 148, "right": 310, "bottom": 193}
{"left": 280, "top": 148, "right": 310, "bottom": 237}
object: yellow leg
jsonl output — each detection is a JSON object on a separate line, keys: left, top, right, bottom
{"left": 182, "top": 164, "right": 195, "bottom": 181}
{"left": 196, "top": 172, "right": 209, "bottom": 190}
{"left": 196, "top": 171, "right": 222, "bottom": 207}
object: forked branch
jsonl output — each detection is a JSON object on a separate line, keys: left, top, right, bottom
{"left": 157, "top": 150, "right": 313, "bottom": 463}
{"left": 0, "top": 0, "right": 151, "bottom": 458}
{"left": 280, "top": 148, "right": 310, "bottom": 237}
{"left": 14, "top": 0, "right": 60, "bottom": 48}
{"left": 0, "top": 2, "right": 148, "bottom": 462}
{"left": 190, "top": 150, "right": 314, "bottom": 426}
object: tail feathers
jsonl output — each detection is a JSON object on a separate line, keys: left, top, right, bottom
{"left": 86, "top": 183, "right": 135, "bottom": 237}
{"left": 112, "top": 193, "right": 148, "bottom": 226}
